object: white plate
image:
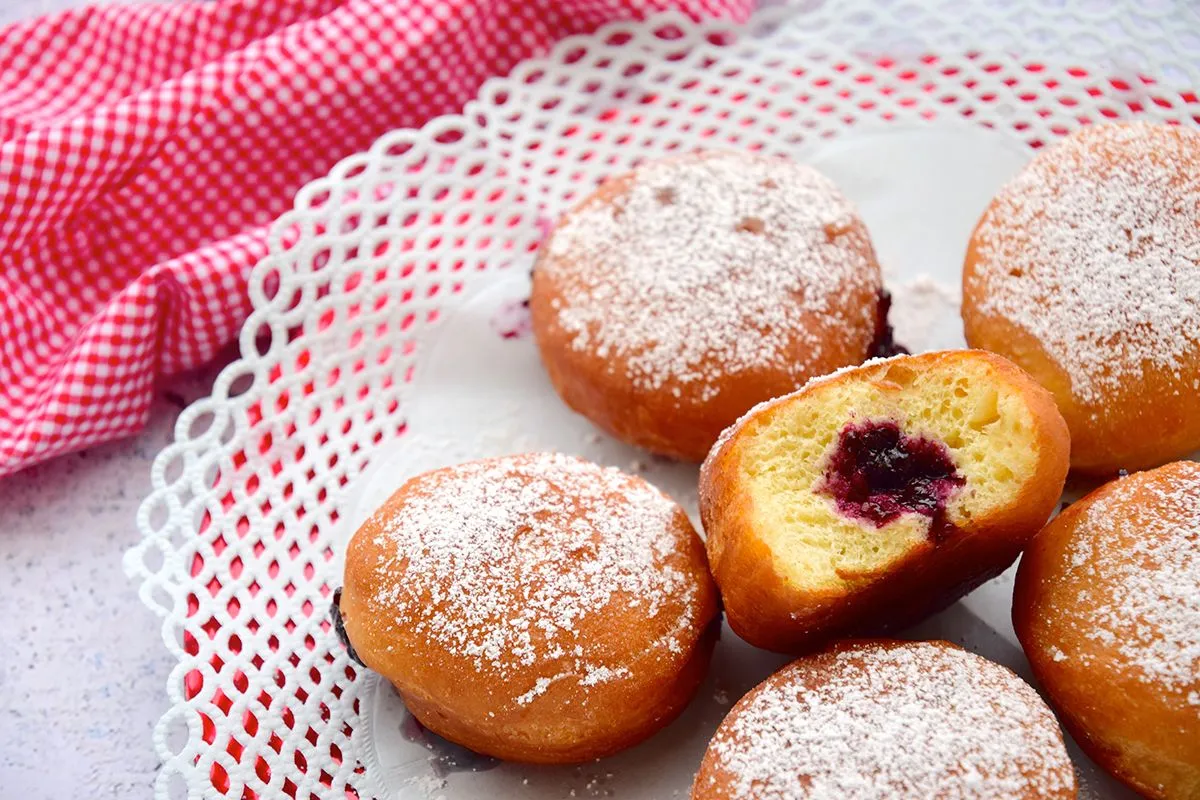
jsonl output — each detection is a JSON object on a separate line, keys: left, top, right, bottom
{"left": 347, "top": 125, "right": 1138, "bottom": 800}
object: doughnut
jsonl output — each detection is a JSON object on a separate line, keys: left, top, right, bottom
{"left": 339, "top": 453, "right": 719, "bottom": 763}
{"left": 1013, "top": 460, "right": 1200, "bottom": 799}
{"left": 531, "top": 151, "right": 889, "bottom": 462}
{"left": 692, "top": 639, "right": 1077, "bottom": 799}
{"left": 699, "top": 350, "right": 1069, "bottom": 653}
{"left": 963, "top": 121, "right": 1200, "bottom": 474}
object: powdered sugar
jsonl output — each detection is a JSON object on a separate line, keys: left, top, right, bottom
{"left": 888, "top": 273, "right": 962, "bottom": 353}
{"left": 706, "top": 642, "right": 1073, "bottom": 799}
{"left": 1061, "top": 463, "right": 1200, "bottom": 703}
{"left": 795, "top": 352, "right": 909, "bottom": 393}
{"left": 971, "top": 122, "right": 1200, "bottom": 406}
{"left": 540, "top": 151, "right": 879, "bottom": 400}
{"left": 406, "top": 774, "right": 447, "bottom": 799}
{"left": 367, "top": 453, "right": 701, "bottom": 705}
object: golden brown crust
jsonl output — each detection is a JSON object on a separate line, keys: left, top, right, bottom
{"left": 700, "top": 350, "right": 1070, "bottom": 653}
{"left": 692, "top": 639, "right": 1077, "bottom": 800}
{"left": 963, "top": 122, "right": 1200, "bottom": 474}
{"left": 1013, "top": 461, "right": 1200, "bottom": 799}
{"left": 530, "top": 151, "right": 883, "bottom": 462}
{"left": 394, "top": 617, "right": 720, "bottom": 764}
{"left": 964, "top": 257, "right": 1200, "bottom": 476}
{"left": 341, "top": 453, "right": 719, "bottom": 763}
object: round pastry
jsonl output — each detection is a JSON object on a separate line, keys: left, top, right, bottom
{"left": 692, "top": 639, "right": 1077, "bottom": 799}
{"left": 339, "top": 453, "right": 719, "bottom": 763}
{"left": 1013, "top": 460, "right": 1200, "bottom": 799}
{"left": 700, "top": 350, "right": 1069, "bottom": 653}
{"left": 963, "top": 121, "right": 1200, "bottom": 474}
{"left": 531, "top": 150, "right": 889, "bottom": 462}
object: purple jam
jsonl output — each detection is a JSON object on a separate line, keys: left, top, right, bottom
{"left": 820, "top": 420, "right": 964, "bottom": 542}
{"left": 491, "top": 298, "right": 532, "bottom": 340}
{"left": 868, "top": 290, "right": 909, "bottom": 359}
{"left": 330, "top": 588, "right": 365, "bottom": 667}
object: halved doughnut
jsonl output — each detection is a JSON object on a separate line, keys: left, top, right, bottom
{"left": 699, "top": 350, "right": 1069, "bottom": 652}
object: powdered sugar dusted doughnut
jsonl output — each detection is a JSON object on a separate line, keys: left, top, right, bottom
{"left": 964, "top": 122, "right": 1200, "bottom": 473}
{"left": 692, "top": 639, "right": 1076, "bottom": 800}
{"left": 339, "top": 453, "right": 718, "bottom": 763}
{"left": 1014, "top": 461, "right": 1200, "bottom": 799}
{"left": 532, "top": 151, "right": 887, "bottom": 462}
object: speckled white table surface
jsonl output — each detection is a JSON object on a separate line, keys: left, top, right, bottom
{"left": 0, "top": 361, "right": 226, "bottom": 799}
{"left": 0, "top": 2, "right": 206, "bottom": 796}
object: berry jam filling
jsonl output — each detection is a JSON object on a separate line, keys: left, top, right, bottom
{"left": 330, "top": 588, "right": 366, "bottom": 667}
{"left": 820, "top": 420, "right": 964, "bottom": 542}
{"left": 868, "top": 290, "right": 909, "bottom": 359}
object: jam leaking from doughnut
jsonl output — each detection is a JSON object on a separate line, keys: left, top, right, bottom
{"left": 491, "top": 297, "right": 532, "bottom": 340}
{"left": 330, "top": 589, "right": 366, "bottom": 668}
{"left": 820, "top": 420, "right": 964, "bottom": 542}
{"left": 868, "top": 290, "right": 909, "bottom": 359}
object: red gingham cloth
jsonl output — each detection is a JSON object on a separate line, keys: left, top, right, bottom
{"left": 0, "top": 0, "right": 752, "bottom": 478}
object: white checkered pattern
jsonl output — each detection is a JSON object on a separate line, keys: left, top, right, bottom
{"left": 0, "top": 0, "right": 752, "bottom": 477}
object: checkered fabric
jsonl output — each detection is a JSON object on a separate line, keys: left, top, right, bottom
{"left": 0, "top": 0, "right": 752, "bottom": 477}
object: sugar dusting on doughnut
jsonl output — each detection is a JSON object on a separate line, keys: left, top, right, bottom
{"left": 542, "top": 152, "right": 879, "bottom": 400}
{"left": 707, "top": 642, "right": 1074, "bottom": 799}
{"left": 972, "top": 122, "right": 1200, "bottom": 406}
{"left": 1062, "top": 463, "right": 1200, "bottom": 705}
{"left": 368, "top": 453, "right": 699, "bottom": 704}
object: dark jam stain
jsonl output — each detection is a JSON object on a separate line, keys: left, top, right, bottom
{"left": 398, "top": 698, "right": 501, "bottom": 776}
{"left": 330, "top": 589, "right": 366, "bottom": 668}
{"left": 868, "top": 290, "right": 909, "bottom": 359}
{"left": 491, "top": 297, "right": 532, "bottom": 340}
{"left": 535, "top": 215, "right": 555, "bottom": 244}
{"left": 820, "top": 420, "right": 965, "bottom": 543}
{"left": 162, "top": 390, "right": 188, "bottom": 410}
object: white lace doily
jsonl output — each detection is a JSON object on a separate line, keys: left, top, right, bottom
{"left": 125, "top": 2, "right": 1200, "bottom": 798}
